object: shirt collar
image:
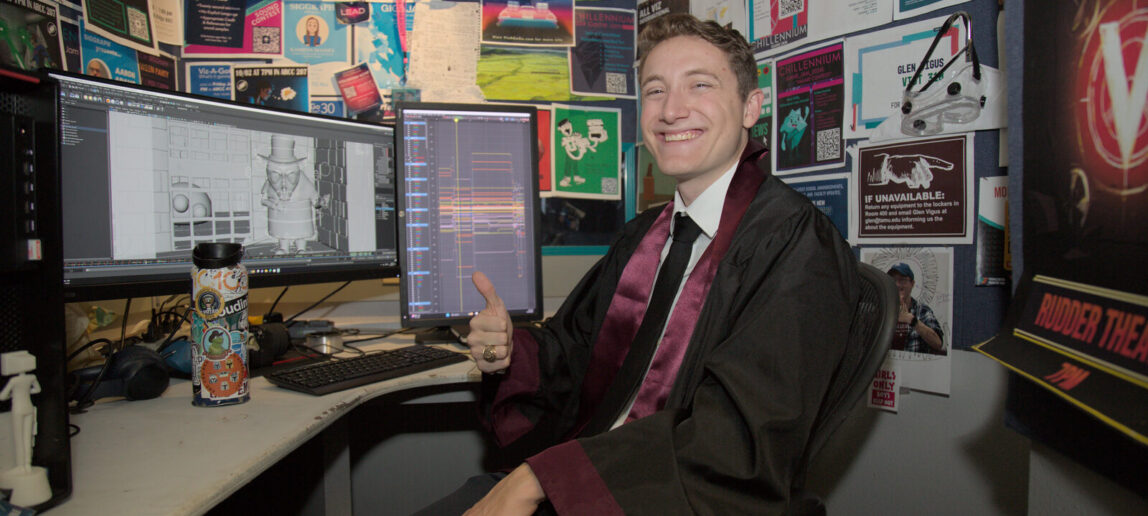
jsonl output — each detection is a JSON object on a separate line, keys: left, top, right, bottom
{"left": 672, "top": 161, "right": 738, "bottom": 240}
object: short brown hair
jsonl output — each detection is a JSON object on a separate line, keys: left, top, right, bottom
{"left": 637, "top": 14, "right": 758, "bottom": 100}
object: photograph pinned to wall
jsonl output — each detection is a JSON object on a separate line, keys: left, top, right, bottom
{"left": 869, "top": 12, "right": 1006, "bottom": 143}
{"left": 478, "top": 45, "right": 608, "bottom": 101}
{"left": 406, "top": 0, "right": 483, "bottom": 102}
{"left": 844, "top": 14, "right": 976, "bottom": 140}
{"left": 184, "top": 0, "right": 285, "bottom": 58}
{"left": 750, "top": 58, "right": 773, "bottom": 152}
{"left": 781, "top": 172, "right": 850, "bottom": 240}
{"left": 976, "top": 175, "right": 1009, "bottom": 287}
{"left": 335, "top": 2, "right": 370, "bottom": 24}
{"left": 333, "top": 62, "right": 383, "bottom": 114}
{"left": 894, "top": 0, "right": 970, "bottom": 21}
{"left": 82, "top": 0, "right": 158, "bottom": 55}
{"left": 354, "top": 0, "right": 415, "bottom": 90}
{"left": 860, "top": 246, "right": 953, "bottom": 395}
{"left": 481, "top": 0, "right": 574, "bottom": 46}
{"left": 747, "top": 0, "right": 808, "bottom": 56}
{"left": 0, "top": 0, "right": 63, "bottom": 71}
{"left": 536, "top": 106, "right": 554, "bottom": 196}
{"left": 773, "top": 39, "right": 845, "bottom": 175}
{"left": 233, "top": 65, "right": 309, "bottom": 113}
{"left": 853, "top": 134, "right": 972, "bottom": 244}
{"left": 691, "top": 0, "right": 747, "bottom": 38}
{"left": 551, "top": 104, "right": 622, "bottom": 200}
{"left": 636, "top": 143, "right": 674, "bottom": 212}
{"left": 186, "top": 62, "right": 234, "bottom": 99}
{"left": 569, "top": 7, "right": 636, "bottom": 98}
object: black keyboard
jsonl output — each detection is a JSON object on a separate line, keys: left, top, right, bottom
{"left": 265, "top": 345, "right": 469, "bottom": 396}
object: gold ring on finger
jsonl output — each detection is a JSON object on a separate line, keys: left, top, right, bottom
{"left": 482, "top": 344, "right": 497, "bottom": 362}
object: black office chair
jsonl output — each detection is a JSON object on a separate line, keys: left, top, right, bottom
{"left": 789, "top": 262, "right": 899, "bottom": 515}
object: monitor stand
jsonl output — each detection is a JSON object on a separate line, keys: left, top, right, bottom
{"left": 413, "top": 325, "right": 469, "bottom": 345}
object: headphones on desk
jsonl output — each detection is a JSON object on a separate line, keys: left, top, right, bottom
{"left": 69, "top": 345, "right": 170, "bottom": 403}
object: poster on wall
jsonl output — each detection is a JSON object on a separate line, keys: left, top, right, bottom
{"left": 691, "top": 0, "right": 747, "bottom": 38}
{"left": 747, "top": 0, "right": 808, "bottom": 56}
{"left": 0, "top": 0, "right": 63, "bottom": 71}
{"left": 782, "top": 173, "right": 850, "bottom": 240}
{"left": 750, "top": 59, "right": 773, "bottom": 152}
{"left": 976, "top": 175, "right": 1009, "bottom": 287}
{"left": 537, "top": 106, "right": 554, "bottom": 196}
{"left": 354, "top": 0, "right": 415, "bottom": 89}
{"left": 184, "top": 0, "right": 284, "bottom": 58}
{"left": 283, "top": 1, "right": 350, "bottom": 69}
{"left": 481, "top": 0, "right": 574, "bottom": 46}
{"left": 861, "top": 246, "right": 953, "bottom": 395}
{"left": 853, "top": 134, "right": 973, "bottom": 244}
{"left": 83, "top": 0, "right": 158, "bottom": 54}
{"left": 894, "top": 0, "right": 969, "bottom": 21}
{"left": 773, "top": 40, "right": 845, "bottom": 175}
{"left": 186, "top": 61, "right": 234, "bottom": 99}
{"left": 569, "top": 7, "right": 636, "bottom": 98}
{"left": 974, "top": 0, "right": 1148, "bottom": 445}
{"left": 843, "top": 15, "right": 968, "bottom": 140}
{"left": 551, "top": 104, "right": 622, "bottom": 200}
{"left": 233, "top": 64, "right": 309, "bottom": 112}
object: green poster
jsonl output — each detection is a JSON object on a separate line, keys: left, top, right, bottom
{"left": 551, "top": 104, "right": 622, "bottom": 200}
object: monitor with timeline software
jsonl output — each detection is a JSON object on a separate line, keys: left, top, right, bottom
{"left": 49, "top": 71, "right": 399, "bottom": 302}
{"left": 395, "top": 103, "right": 542, "bottom": 342}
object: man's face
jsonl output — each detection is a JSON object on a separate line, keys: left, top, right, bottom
{"left": 640, "top": 36, "right": 762, "bottom": 194}
{"left": 891, "top": 272, "right": 914, "bottom": 302}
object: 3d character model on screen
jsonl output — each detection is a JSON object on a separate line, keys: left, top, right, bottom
{"left": 259, "top": 134, "right": 329, "bottom": 254}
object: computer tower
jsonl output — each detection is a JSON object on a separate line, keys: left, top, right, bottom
{"left": 0, "top": 67, "right": 71, "bottom": 509}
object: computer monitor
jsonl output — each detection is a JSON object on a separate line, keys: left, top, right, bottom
{"left": 395, "top": 103, "right": 542, "bottom": 341}
{"left": 49, "top": 71, "right": 399, "bottom": 302}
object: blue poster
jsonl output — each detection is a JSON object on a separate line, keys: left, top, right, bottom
{"left": 187, "top": 62, "right": 234, "bottom": 99}
{"left": 354, "top": 0, "right": 414, "bottom": 88}
{"left": 233, "top": 64, "right": 310, "bottom": 113}
{"left": 80, "top": 20, "right": 141, "bottom": 83}
{"left": 283, "top": 1, "right": 348, "bottom": 65}
{"left": 310, "top": 98, "right": 344, "bottom": 117}
{"left": 784, "top": 173, "right": 850, "bottom": 239}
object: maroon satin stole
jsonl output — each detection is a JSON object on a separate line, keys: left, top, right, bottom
{"left": 575, "top": 142, "right": 767, "bottom": 433}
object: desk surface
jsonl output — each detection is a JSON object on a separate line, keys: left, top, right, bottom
{"left": 4, "top": 340, "right": 479, "bottom": 515}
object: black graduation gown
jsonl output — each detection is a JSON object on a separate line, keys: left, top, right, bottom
{"left": 482, "top": 139, "right": 859, "bottom": 514}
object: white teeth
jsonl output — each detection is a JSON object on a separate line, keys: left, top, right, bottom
{"left": 665, "top": 132, "right": 696, "bottom": 142}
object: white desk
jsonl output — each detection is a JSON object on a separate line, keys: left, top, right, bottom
{"left": 33, "top": 339, "right": 479, "bottom": 515}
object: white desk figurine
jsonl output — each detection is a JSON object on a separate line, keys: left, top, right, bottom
{"left": 0, "top": 351, "right": 51, "bottom": 507}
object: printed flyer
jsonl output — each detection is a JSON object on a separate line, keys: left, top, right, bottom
{"left": 233, "top": 64, "right": 309, "bottom": 112}
{"left": 773, "top": 40, "right": 845, "bottom": 174}
{"left": 481, "top": 0, "right": 574, "bottom": 46}
{"left": 854, "top": 134, "right": 973, "bottom": 244}
{"left": 0, "top": 0, "right": 63, "bottom": 71}
{"left": 551, "top": 104, "right": 622, "bottom": 200}
{"left": 184, "top": 0, "right": 285, "bottom": 58}
{"left": 569, "top": 7, "right": 636, "bottom": 98}
{"left": 782, "top": 172, "right": 849, "bottom": 239}
{"left": 748, "top": 0, "right": 807, "bottom": 56}
{"left": 83, "top": 0, "right": 157, "bottom": 54}
{"left": 186, "top": 61, "right": 234, "bottom": 99}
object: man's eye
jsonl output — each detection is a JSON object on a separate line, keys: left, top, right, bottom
{"left": 644, "top": 88, "right": 664, "bottom": 96}
{"left": 693, "top": 82, "right": 712, "bottom": 89}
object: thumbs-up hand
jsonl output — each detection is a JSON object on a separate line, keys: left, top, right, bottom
{"left": 469, "top": 271, "right": 513, "bottom": 374}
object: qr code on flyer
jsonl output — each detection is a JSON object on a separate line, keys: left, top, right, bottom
{"left": 816, "top": 128, "right": 841, "bottom": 162}
{"left": 778, "top": 0, "right": 805, "bottom": 19}
{"left": 601, "top": 177, "right": 618, "bottom": 195}
{"left": 127, "top": 8, "right": 150, "bottom": 41}
{"left": 252, "top": 27, "right": 282, "bottom": 54}
{"left": 605, "top": 72, "right": 627, "bottom": 95}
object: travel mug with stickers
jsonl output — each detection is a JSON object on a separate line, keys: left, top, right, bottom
{"left": 190, "top": 243, "right": 250, "bottom": 406}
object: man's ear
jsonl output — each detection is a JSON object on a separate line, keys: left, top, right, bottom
{"left": 742, "top": 88, "right": 766, "bottom": 128}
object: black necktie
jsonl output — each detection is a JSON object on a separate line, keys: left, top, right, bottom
{"left": 582, "top": 213, "right": 703, "bottom": 436}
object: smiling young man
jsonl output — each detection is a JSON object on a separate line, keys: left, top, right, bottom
{"left": 423, "top": 14, "right": 859, "bottom": 515}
